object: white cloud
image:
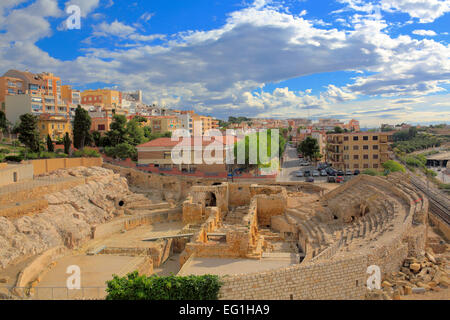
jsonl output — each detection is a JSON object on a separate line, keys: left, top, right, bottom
{"left": 381, "top": 0, "right": 450, "bottom": 23}
{"left": 0, "top": 0, "right": 449, "bottom": 126}
{"left": 412, "top": 29, "right": 438, "bottom": 36}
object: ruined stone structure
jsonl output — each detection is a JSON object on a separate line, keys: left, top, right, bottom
{"left": 0, "top": 163, "right": 443, "bottom": 300}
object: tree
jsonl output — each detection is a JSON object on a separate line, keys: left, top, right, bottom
{"left": 126, "top": 118, "right": 145, "bottom": 146}
{"left": 105, "top": 143, "right": 137, "bottom": 160}
{"left": 46, "top": 134, "right": 54, "bottom": 152}
{"left": 16, "top": 113, "right": 40, "bottom": 152}
{"left": 92, "top": 131, "right": 102, "bottom": 147}
{"left": 0, "top": 110, "right": 9, "bottom": 133}
{"left": 334, "top": 126, "right": 344, "bottom": 133}
{"left": 63, "top": 132, "right": 71, "bottom": 155}
{"left": 107, "top": 114, "right": 129, "bottom": 146}
{"left": 298, "top": 136, "right": 320, "bottom": 161}
{"left": 73, "top": 106, "right": 91, "bottom": 150}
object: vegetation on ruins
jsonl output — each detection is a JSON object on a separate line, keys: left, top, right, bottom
{"left": 105, "top": 272, "right": 222, "bottom": 300}
{"left": 73, "top": 105, "right": 92, "bottom": 150}
{"left": 382, "top": 160, "right": 406, "bottom": 174}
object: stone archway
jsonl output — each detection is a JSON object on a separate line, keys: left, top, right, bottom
{"left": 205, "top": 192, "right": 217, "bottom": 207}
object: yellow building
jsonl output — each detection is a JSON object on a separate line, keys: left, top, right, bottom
{"left": 326, "top": 132, "right": 393, "bottom": 171}
{"left": 38, "top": 114, "right": 72, "bottom": 141}
{"left": 81, "top": 89, "right": 122, "bottom": 111}
{"left": 192, "top": 114, "right": 214, "bottom": 135}
{"left": 148, "top": 116, "right": 180, "bottom": 134}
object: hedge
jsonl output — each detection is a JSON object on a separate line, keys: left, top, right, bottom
{"left": 105, "top": 272, "right": 222, "bottom": 300}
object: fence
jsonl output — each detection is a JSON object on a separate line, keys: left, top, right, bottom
{"left": 0, "top": 286, "right": 107, "bottom": 300}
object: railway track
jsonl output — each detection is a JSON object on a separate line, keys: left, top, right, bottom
{"left": 410, "top": 177, "right": 450, "bottom": 225}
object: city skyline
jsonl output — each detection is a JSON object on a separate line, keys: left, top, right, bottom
{"left": 0, "top": 0, "right": 449, "bottom": 126}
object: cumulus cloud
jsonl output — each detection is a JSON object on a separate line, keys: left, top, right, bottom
{"left": 381, "top": 0, "right": 450, "bottom": 23}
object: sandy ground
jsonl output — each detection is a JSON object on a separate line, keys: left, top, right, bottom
{"left": 35, "top": 255, "right": 144, "bottom": 299}
{"left": 178, "top": 257, "right": 294, "bottom": 276}
{"left": 101, "top": 222, "right": 185, "bottom": 248}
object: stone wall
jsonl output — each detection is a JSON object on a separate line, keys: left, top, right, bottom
{"left": 29, "top": 157, "right": 103, "bottom": 176}
{"left": 219, "top": 255, "right": 368, "bottom": 300}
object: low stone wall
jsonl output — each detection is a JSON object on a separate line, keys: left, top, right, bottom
{"left": 29, "top": 157, "right": 103, "bottom": 176}
{"left": 0, "top": 177, "right": 85, "bottom": 206}
{"left": 219, "top": 255, "right": 368, "bottom": 300}
{"left": 92, "top": 208, "right": 182, "bottom": 240}
{"left": 0, "top": 199, "right": 48, "bottom": 218}
{"left": 14, "top": 246, "right": 68, "bottom": 296}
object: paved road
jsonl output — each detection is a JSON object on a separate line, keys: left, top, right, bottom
{"left": 277, "top": 145, "right": 328, "bottom": 183}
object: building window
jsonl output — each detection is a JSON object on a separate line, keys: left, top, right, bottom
{"left": 363, "top": 136, "right": 369, "bottom": 141}
{"left": 98, "top": 124, "right": 106, "bottom": 131}
{"left": 373, "top": 145, "right": 379, "bottom": 150}
{"left": 344, "top": 136, "right": 349, "bottom": 141}
{"left": 363, "top": 155, "right": 369, "bottom": 160}
{"left": 364, "top": 164, "right": 369, "bottom": 169}
{"left": 354, "top": 164, "right": 359, "bottom": 169}
{"left": 363, "top": 145, "right": 369, "bottom": 150}
{"left": 373, "top": 154, "right": 379, "bottom": 159}
{"left": 354, "top": 155, "right": 359, "bottom": 160}
{"left": 353, "top": 145, "right": 359, "bottom": 150}
{"left": 373, "top": 164, "right": 379, "bottom": 168}
{"left": 373, "top": 136, "right": 378, "bottom": 141}
{"left": 353, "top": 136, "right": 359, "bottom": 141}
{"left": 344, "top": 146, "right": 349, "bottom": 150}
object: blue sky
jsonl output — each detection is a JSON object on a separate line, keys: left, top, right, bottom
{"left": 0, "top": 0, "right": 449, "bottom": 126}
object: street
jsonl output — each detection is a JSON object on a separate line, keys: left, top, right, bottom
{"left": 277, "top": 144, "right": 329, "bottom": 183}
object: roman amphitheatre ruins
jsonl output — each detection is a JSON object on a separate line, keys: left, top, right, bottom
{"left": 0, "top": 161, "right": 448, "bottom": 300}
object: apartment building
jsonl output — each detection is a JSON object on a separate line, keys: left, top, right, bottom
{"left": 38, "top": 113, "right": 72, "bottom": 141}
{"left": 2, "top": 70, "right": 70, "bottom": 124}
{"left": 0, "top": 76, "right": 25, "bottom": 110}
{"left": 148, "top": 116, "right": 180, "bottom": 134}
{"left": 81, "top": 89, "right": 122, "bottom": 112}
{"left": 326, "top": 132, "right": 394, "bottom": 171}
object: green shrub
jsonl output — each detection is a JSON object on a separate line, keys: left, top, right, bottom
{"left": 424, "top": 168, "right": 437, "bottom": 177}
{"left": 73, "top": 147, "right": 101, "bottom": 158}
{"left": 0, "top": 148, "right": 10, "bottom": 154}
{"left": 362, "top": 169, "right": 379, "bottom": 176}
{"left": 382, "top": 160, "right": 406, "bottom": 173}
{"left": 4, "top": 155, "right": 23, "bottom": 162}
{"left": 439, "top": 183, "right": 450, "bottom": 190}
{"left": 39, "top": 151, "right": 57, "bottom": 159}
{"left": 105, "top": 272, "right": 222, "bottom": 300}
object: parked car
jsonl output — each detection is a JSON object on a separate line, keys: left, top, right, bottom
{"left": 354, "top": 170, "right": 360, "bottom": 175}
{"left": 298, "top": 154, "right": 304, "bottom": 158}
{"left": 328, "top": 176, "right": 336, "bottom": 183}
{"left": 305, "top": 177, "right": 314, "bottom": 183}
{"left": 304, "top": 170, "right": 311, "bottom": 177}
{"left": 336, "top": 176, "right": 344, "bottom": 183}
{"left": 337, "top": 170, "right": 345, "bottom": 176}
{"left": 300, "top": 162, "right": 311, "bottom": 166}
{"left": 313, "top": 170, "right": 320, "bottom": 177}
{"left": 320, "top": 170, "right": 327, "bottom": 176}
{"left": 327, "top": 168, "right": 337, "bottom": 176}
{"left": 295, "top": 171, "right": 304, "bottom": 177}
{"left": 346, "top": 169, "right": 353, "bottom": 176}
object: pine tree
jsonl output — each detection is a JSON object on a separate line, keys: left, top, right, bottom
{"left": 73, "top": 106, "right": 91, "bottom": 150}
{"left": 16, "top": 113, "right": 40, "bottom": 152}
{"left": 46, "top": 134, "right": 54, "bottom": 152}
{"left": 63, "top": 132, "right": 71, "bottom": 155}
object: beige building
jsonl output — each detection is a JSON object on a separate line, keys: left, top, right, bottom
{"left": 326, "top": 132, "right": 393, "bottom": 171}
